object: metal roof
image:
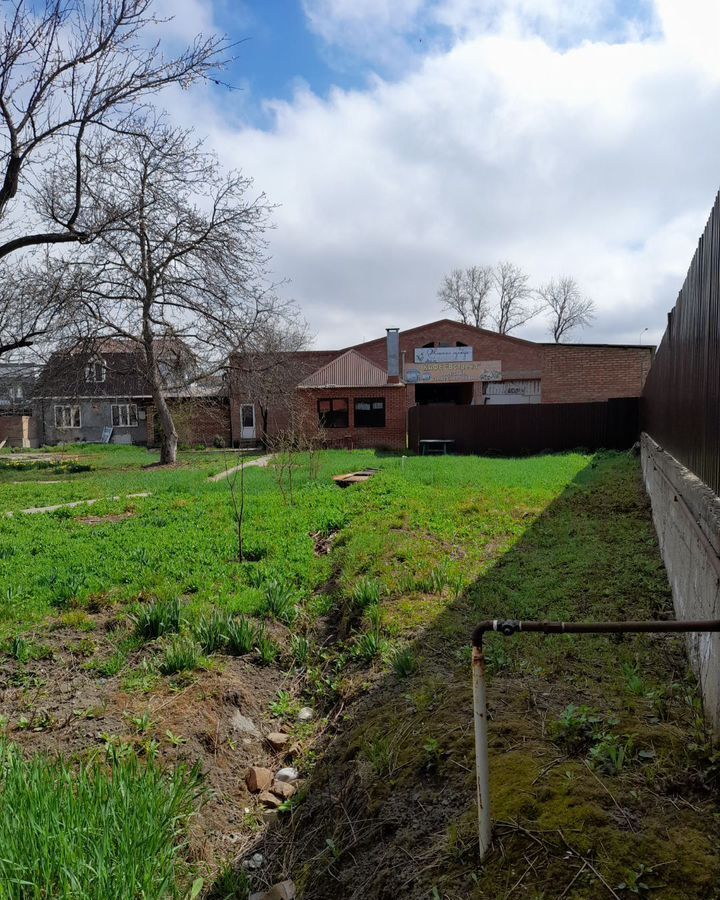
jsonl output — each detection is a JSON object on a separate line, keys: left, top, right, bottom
{"left": 298, "top": 350, "right": 389, "bottom": 389}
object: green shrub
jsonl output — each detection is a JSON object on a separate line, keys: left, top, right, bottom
{"left": 224, "top": 616, "right": 257, "bottom": 656}
{"left": 0, "top": 741, "right": 200, "bottom": 898}
{"left": 133, "top": 598, "right": 181, "bottom": 641}
{"left": 159, "top": 637, "right": 201, "bottom": 675}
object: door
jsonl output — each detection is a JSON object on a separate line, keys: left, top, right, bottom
{"left": 241, "top": 404, "right": 256, "bottom": 440}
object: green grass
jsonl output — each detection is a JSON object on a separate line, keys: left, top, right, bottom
{"left": 0, "top": 742, "right": 201, "bottom": 899}
{"left": 3, "top": 444, "right": 714, "bottom": 897}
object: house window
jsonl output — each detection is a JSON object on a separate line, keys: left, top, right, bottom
{"left": 85, "top": 358, "right": 106, "bottom": 383}
{"left": 111, "top": 403, "right": 138, "bottom": 427}
{"left": 354, "top": 398, "right": 386, "bottom": 428}
{"left": 318, "top": 398, "right": 349, "bottom": 428}
{"left": 55, "top": 405, "right": 81, "bottom": 428}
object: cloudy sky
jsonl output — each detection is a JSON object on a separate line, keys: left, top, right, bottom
{"left": 154, "top": 0, "right": 720, "bottom": 348}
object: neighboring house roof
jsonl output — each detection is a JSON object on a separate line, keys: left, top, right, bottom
{"left": 298, "top": 350, "right": 390, "bottom": 389}
{"left": 34, "top": 338, "right": 217, "bottom": 400}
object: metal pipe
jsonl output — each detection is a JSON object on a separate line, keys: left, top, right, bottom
{"left": 472, "top": 644, "right": 492, "bottom": 861}
{"left": 472, "top": 618, "right": 720, "bottom": 647}
{"left": 470, "top": 616, "right": 720, "bottom": 860}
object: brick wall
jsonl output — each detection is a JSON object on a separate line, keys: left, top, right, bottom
{"left": 147, "top": 399, "right": 231, "bottom": 448}
{"left": 0, "top": 415, "right": 38, "bottom": 448}
{"left": 541, "top": 345, "right": 653, "bottom": 403}
{"left": 297, "top": 387, "right": 407, "bottom": 451}
{"left": 352, "top": 320, "right": 543, "bottom": 379}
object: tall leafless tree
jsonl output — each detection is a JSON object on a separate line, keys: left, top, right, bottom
{"left": 0, "top": 0, "right": 230, "bottom": 358}
{"left": 72, "top": 124, "right": 282, "bottom": 464}
{"left": 491, "top": 261, "right": 539, "bottom": 334}
{"left": 437, "top": 265, "right": 493, "bottom": 328}
{"left": 538, "top": 276, "right": 596, "bottom": 342}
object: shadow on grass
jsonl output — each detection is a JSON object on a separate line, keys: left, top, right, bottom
{"left": 250, "top": 454, "right": 719, "bottom": 900}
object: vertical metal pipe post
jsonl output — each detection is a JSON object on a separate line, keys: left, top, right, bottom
{"left": 472, "top": 643, "right": 491, "bottom": 861}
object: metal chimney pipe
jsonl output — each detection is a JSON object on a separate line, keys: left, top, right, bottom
{"left": 386, "top": 328, "right": 400, "bottom": 382}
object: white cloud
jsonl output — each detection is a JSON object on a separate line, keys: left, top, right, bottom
{"left": 161, "top": 0, "right": 720, "bottom": 348}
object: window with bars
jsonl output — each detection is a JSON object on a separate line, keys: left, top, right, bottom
{"left": 354, "top": 398, "right": 386, "bottom": 427}
{"left": 318, "top": 397, "right": 349, "bottom": 428}
{"left": 111, "top": 403, "right": 138, "bottom": 427}
{"left": 54, "top": 405, "right": 81, "bottom": 428}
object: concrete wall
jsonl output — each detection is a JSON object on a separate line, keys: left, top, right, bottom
{"left": 641, "top": 433, "right": 720, "bottom": 733}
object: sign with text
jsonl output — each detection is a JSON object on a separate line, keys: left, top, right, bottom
{"left": 414, "top": 346, "right": 473, "bottom": 363}
{"left": 405, "top": 360, "right": 502, "bottom": 383}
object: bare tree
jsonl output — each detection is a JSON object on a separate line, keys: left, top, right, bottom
{"left": 73, "top": 124, "right": 280, "bottom": 464}
{"left": 0, "top": 0, "right": 228, "bottom": 260}
{"left": 538, "top": 276, "right": 596, "bottom": 342}
{"left": 491, "top": 261, "right": 539, "bottom": 334}
{"left": 437, "top": 266, "right": 493, "bottom": 328}
{"left": 0, "top": 255, "right": 80, "bottom": 358}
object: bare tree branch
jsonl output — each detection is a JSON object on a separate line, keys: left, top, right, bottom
{"left": 437, "top": 265, "right": 492, "bottom": 328}
{"left": 538, "top": 275, "right": 596, "bottom": 342}
{"left": 491, "top": 261, "right": 539, "bottom": 334}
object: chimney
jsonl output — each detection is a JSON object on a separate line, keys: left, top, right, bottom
{"left": 386, "top": 328, "right": 400, "bottom": 383}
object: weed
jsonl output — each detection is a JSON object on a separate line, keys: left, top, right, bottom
{"left": 254, "top": 626, "right": 279, "bottom": 666}
{"left": 616, "top": 864, "right": 656, "bottom": 894}
{"left": 125, "top": 710, "right": 156, "bottom": 735}
{"left": 193, "top": 611, "right": 227, "bottom": 654}
{"left": 165, "top": 730, "right": 187, "bottom": 747}
{"left": 484, "top": 639, "right": 512, "bottom": 674}
{"left": 589, "top": 733, "right": 635, "bottom": 775}
{"left": 86, "top": 650, "right": 127, "bottom": 677}
{"left": 224, "top": 615, "right": 258, "bottom": 656}
{"left": 0, "top": 740, "right": 201, "bottom": 897}
{"left": 262, "top": 579, "right": 298, "bottom": 625}
{"left": 422, "top": 737, "right": 444, "bottom": 773}
{"left": 291, "top": 634, "right": 311, "bottom": 667}
{"left": 158, "top": 636, "right": 201, "bottom": 675}
{"left": 362, "top": 733, "right": 398, "bottom": 777}
{"left": 623, "top": 661, "right": 647, "bottom": 696}
{"left": 208, "top": 862, "right": 251, "bottom": 899}
{"left": 133, "top": 598, "right": 181, "bottom": 641}
{"left": 351, "top": 576, "right": 382, "bottom": 610}
{"left": 353, "top": 630, "right": 388, "bottom": 662}
{"left": 390, "top": 645, "right": 418, "bottom": 677}
{"left": 4, "top": 636, "right": 52, "bottom": 663}
{"left": 550, "top": 704, "right": 605, "bottom": 754}
{"left": 270, "top": 690, "right": 297, "bottom": 718}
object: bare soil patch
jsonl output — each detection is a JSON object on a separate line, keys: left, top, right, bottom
{"left": 0, "top": 612, "right": 293, "bottom": 870}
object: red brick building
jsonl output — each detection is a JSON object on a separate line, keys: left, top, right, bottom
{"left": 229, "top": 320, "right": 654, "bottom": 451}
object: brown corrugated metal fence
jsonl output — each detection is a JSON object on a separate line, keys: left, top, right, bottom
{"left": 408, "top": 398, "right": 639, "bottom": 454}
{"left": 642, "top": 190, "right": 720, "bottom": 496}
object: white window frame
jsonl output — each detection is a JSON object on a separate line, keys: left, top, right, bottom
{"left": 85, "top": 358, "right": 106, "bottom": 383}
{"left": 111, "top": 403, "right": 138, "bottom": 427}
{"left": 54, "top": 405, "right": 81, "bottom": 428}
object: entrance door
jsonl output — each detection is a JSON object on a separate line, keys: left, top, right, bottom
{"left": 241, "top": 404, "right": 256, "bottom": 440}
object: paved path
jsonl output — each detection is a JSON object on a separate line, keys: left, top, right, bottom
{"left": 5, "top": 492, "right": 151, "bottom": 517}
{"left": 209, "top": 455, "right": 273, "bottom": 482}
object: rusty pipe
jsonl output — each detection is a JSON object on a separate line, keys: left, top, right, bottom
{"left": 472, "top": 618, "right": 720, "bottom": 647}
{"left": 470, "top": 616, "right": 720, "bottom": 861}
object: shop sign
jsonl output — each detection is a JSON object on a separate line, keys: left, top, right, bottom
{"left": 414, "top": 346, "right": 473, "bottom": 363}
{"left": 405, "top": 360, "right": 502, "bottom": 383}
